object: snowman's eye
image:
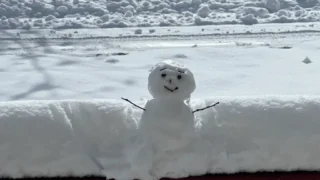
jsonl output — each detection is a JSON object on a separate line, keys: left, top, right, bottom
{"left": 177, "top": 75, "right": 182, "bottom": 80}
{"left": 161, "top": 73, "right": 166, "bottom": 78}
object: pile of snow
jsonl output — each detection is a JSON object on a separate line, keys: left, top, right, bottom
{"left": 1, "top": 0, "right": 320, "bottom": 29}
{"left": 1, "top": 96, "right": 320, "bottom": 179}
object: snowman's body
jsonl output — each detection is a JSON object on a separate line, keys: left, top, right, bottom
{"left": 140, "top": 98, "right": 195, "bottom": 152}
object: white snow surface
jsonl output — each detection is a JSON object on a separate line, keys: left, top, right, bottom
{"left": 1, "top": 23, "right": 320, "bottom": 101}
{"left": 1, "top": 96, "right": 320, "bottom": 179}
{"left": 0, "top": 22, "right": 320, "bottom": 179}
{"left": 1, "top": 0, "right": 320, "bottom": 29}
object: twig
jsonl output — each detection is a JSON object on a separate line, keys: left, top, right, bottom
{"left": 192, "top": 102, "right": 219, "bottom": 113}
{"left": 121, "top": 97, "right": 146, "bottom": 111}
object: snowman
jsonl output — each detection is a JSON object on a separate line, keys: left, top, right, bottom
{"left": 140, "top": 60, "right": 197, "bottom": 150}
{"left": 121, "top": 60, "right": 219, "bottom": 180}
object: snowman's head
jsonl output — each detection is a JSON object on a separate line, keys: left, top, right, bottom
{"left": 148, "top": 60, "right": 196, "bottom": 100}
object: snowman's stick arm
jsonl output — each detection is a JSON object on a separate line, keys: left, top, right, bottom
{"left": 192, "top": 102, "right": 219, "bottom": 113}
{"left": 121, "top": 97, "right": 146, "bottom": 111}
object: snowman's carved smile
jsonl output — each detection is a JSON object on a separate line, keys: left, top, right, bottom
{"left": 164, "top": 86, "right": 179, "bottom": 92}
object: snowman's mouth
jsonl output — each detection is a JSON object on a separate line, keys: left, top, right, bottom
{"left": 164, "top": 86, "right": 179, "bottom": 92}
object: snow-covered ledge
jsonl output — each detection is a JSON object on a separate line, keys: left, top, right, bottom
{"left": 0, "top": 96, "right": 319, "bottom": 179}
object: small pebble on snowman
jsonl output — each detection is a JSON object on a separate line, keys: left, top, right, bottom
{"left": 121, "top": 60, "right": 219, "bottom": 179}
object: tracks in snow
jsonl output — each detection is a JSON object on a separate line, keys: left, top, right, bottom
{"left": 1, "top": 29, "right": 320, "bottom": 42}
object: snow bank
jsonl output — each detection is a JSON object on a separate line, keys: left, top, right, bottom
{"left": 1, "top": 0, "right": 320, "bottom": 29}
{"left": 1, "top": 96, "right": 320, "bottom": 179}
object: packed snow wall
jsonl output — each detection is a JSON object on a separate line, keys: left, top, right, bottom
{"left": 0, "top": 96, "right": 320, "bottom": 179}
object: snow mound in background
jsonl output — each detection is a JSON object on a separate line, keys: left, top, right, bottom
{"left": 1, "top": 96, "right": 320, "bottom": 179}
{"left": 0, "top": 0, "right": 320, "bottom": 29}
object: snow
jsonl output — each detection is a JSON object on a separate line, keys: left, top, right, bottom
{"left": 131, "top": 98, "right": 197, "bottom": 180}
{"left": 197, "top": 5, "right": 211, "bottom": 18}
{"left": 0, "top": 0, "right": 320, "bottom": 178}
{"left": 302, "top": 56, "right": 312, "bottom": 64}
{"left": 265, "top": 0, "right": 281, "bottom": 13}
{"left": 1, "top": 22, "right": 320, "bottom": 178}
{"left": 1, "top": 96, "right": 320, "bottom": 179}
{"left": 1, "top": 0, "right": 320, "bottom": 29}
{"left": 1, "top": 23, "right": 320, "bottom": 101}
{"left": 240, "top": 14, "right": 259, "bottom": 25}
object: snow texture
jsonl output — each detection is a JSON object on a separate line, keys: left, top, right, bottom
{"left": 1, "top": 0, "right": 320, "bottom": 29}
{"left": 0, "top": 14, "right": 320, "bottom": 179}
{"left": 0, "top": 96, "right": 320, "bottom": 179}
{"left": 1, "top": 25, "right": 319, "bottom": 102}
{"left": 128, "top": 98, "right": 198, "bottom": 180}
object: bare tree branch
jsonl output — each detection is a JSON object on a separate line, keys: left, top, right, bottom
{"left": 121, "top": 97, "right": 146, "bottom": 111}
{"left": 192, "top": 102, "right": 219, "bottom": 113}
